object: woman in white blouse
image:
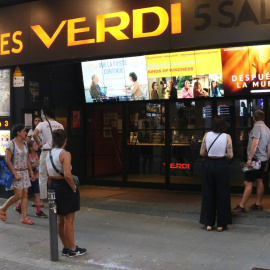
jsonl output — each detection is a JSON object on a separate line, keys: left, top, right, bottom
{"left": 123, "top": 72, "right": 142, "bottom": 100}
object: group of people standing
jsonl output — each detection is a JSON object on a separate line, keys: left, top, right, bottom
{"left": 150, "top": 80, "right": 222, "bottom": 100}
{"left": 199, "top": 110, "right": 270, "bottom": 231}
{"left": 0, "top": 106, "right": 86, "bottom": 257}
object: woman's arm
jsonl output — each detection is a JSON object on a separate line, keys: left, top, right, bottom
{"left": 46, "top": 166, "right": 52, "bottom": 187}
{"left": 200, "top": 133, "right": 208, "bottom": 157}
{"left": 123, "top": 85, "right": 131, "bottom": 92}
{"left": 5, "top": 148, "right": 21, "bottom": 181}
{"left": 226, "top": 134, "right": 233, "bottom": 159}
{"left": 61, "top": 151, "right": 76, "bottom": 193}
{"left": 129, "top": 82, "right": 139, "bottom": 94}
{"left": 27, "top": 155, "right": 35, "bottom": 181}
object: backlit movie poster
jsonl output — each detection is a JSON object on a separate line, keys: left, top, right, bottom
{"left": 249, "top": 45, "right": 270, "bottom": 94}
{"left": 81, "top": 44, "right": 270, "bottom": 103}
{"left": 222, "top": 45, "right": 270, "bottom": 96}
{"left": 0, "top": 69, "right": 10, "bottom": 116}
{"left": 0, "top": 130, "right": 10, "bottom": 156}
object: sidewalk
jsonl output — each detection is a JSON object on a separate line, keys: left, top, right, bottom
{"left": 0, "top": 186, "right": 270, "bottom": 270}
{"left": 79, "top": 186, "right": 270, "bottom": 226}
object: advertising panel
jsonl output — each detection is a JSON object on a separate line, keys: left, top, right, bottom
{"left": 82, "top": 55, "right": 148, "bottom": 102}
{"left": 0, "top": 69, "right": 10, "bottom": 116}
{"left": 82, "top": 44, "right": 270, "bottom": 102}
{"left": 146, "top": 54, "right": 171, "bottom": 78}
{"left": 248, "top": 45, "right": 270, "bottom": 94}
{"left": 221, "top": 47, "right": 250, "bottom": 96}
{"left": 82, "top": 46, "right": 228, "bottom": 102}
{"left": 222, "top": 45, "right": 270, "bottom": 96}
{"left": 0, "top": 130, "right": 10, "bottom": 156}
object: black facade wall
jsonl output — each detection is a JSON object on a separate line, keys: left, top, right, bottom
{"left": 1, "top": 0, "right": 270, "bottom": 67}
{"left": 21, "top": 62, "right": 87, "bottom": 184}
{"left": 2, "top": 0, "right": 270, "bottom": 193}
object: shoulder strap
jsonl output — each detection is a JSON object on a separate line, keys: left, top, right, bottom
{"left": 207, "top": 133, "right": 222, "bottom": 153}
{"left": 49, "top": 150, "right": 64, "bottom": 177}
{"left": 47, "top": 120, "right": 53, "bottom": 134}
{"left": 45, "top": 116, "right": 55, "bottom": 148}
{"left": 11, "top": 140, "right": 15, "bottom": 162}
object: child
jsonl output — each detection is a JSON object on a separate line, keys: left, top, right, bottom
{"left": 14, "top": 141, "right": 47, "bottom": 218}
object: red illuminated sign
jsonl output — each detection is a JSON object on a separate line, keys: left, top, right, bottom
{"left": 163, "top": 163, "right": 190, "bottom": 169}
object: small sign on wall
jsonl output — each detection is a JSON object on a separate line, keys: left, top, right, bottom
{"left": 24, "top": 113, "right": 32, "bottom": 129}
{"left": 13, "top": 76, "right": 24, "bottom": 87}
{"left": 72, "top": 110, "right": 80, "bottom": 128}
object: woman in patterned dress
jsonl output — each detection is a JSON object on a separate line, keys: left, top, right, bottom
{"left": 0, "top": 124, "right": 35, "bottom": 225}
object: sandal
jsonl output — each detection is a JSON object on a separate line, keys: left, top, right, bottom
{"left": 0, "top": 210, "right": 7, "bottom": 222}
{"left": 21, "top": 217, "right": 34, "bottom": 225}
{"left": 206, "top": 226, "right": 213, "bottom": 231}
{"left": 217, "top": 225, "right": 227, "bottom": 232}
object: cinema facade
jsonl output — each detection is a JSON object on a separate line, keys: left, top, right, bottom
{"left": 0, "top": 0, "right": 270, "bottom": 193}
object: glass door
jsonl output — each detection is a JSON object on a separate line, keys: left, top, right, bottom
{"left": 126, "top": 102, "right": 166, "bottom": 183}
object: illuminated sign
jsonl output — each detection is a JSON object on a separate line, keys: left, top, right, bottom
{"left": 0, "top": 119, "right": 10, "bottom": 128}
{"left": 0, "top": 31, "right": 23, "bottom": 56}
{"left": 0, "top": 3, "right": 181, "bottom": 55}
{"left": 0, "top": 130, "right": 10, "bottom": 156}
{"left": 163, "top": 163, "right": 190, "bottom": 169}
{"left": 1, "top": 0, "right": 270, "bottom": 67}
{"left": 31, "top": 4, "right": 181, "bottom": 48}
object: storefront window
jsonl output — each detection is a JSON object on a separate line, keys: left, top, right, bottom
{"left": 87, "top": 104, "right": 123, "bottom": 181}
{"left": 86, "top": 97, "right": 270, "bottom": 191}
{"left": 230, "top": 99, "right": 265, "bottom": 187}
{"left": 126, "top": 102, "right": 166, "bottom": 183}
{"left": 169, "top": 101, "right": 212, "bottom": 184}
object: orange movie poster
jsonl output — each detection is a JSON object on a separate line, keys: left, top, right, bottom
{"left": 221, "top": 47, "right": 250, "bottom": 96}
{"left": 249, "top": 45, "right": 270, "bottom": 93}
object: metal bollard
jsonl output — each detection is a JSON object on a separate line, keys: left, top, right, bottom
{"left": 48, "top": 189, "right": 58, "bottom": 262}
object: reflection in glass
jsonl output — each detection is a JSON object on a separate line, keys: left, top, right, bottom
{"left": 126, "top": 102, "right": 166, "bottom": 182}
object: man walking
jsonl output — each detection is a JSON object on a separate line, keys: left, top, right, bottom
{"left": 33, "top": 106, "right": 64, "bottom": 206}
{"left": 233, "top": 110, "right": 270, "bottom": 212}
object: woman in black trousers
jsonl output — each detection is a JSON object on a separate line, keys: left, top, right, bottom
{"left": 199, "top": 116, "right": 233, "bottom": 232}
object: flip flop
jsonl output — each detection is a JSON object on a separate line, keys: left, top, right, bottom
{"left": 0, "top": 210, "right": 7, "bottom": 222}
{"left": 21, "top": 217, "right": 34, "bottom": 225}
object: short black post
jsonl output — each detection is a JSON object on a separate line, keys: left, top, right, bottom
{"left": 48, "top": 189, "right": 58, "bottom": 262}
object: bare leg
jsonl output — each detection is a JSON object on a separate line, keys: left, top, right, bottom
{"left": 20, "top": 188, "right": 28, "bottom": 220}
{"left": 239, "top": 181, "right": 253, "bottom": 208}
{"left": 34, "top": 193, "right": 41, "bottom": 206}
{"left": 39, "top": 200, "right": 44, "bottom": 207}
{"left": 64, "top": 213, "right": 76, "bottom": 250}
{"left": 0, "top": 189, "right": 23, "bottom": 212}
{"left": 255, "top": 178, "right": 264, "bottom": 205}
{"left": 58, "top": 215, "right": 69, "bottom": 248}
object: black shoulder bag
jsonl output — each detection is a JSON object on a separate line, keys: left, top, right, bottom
{"left": 49, "top": 150, "right": 80, "bottom": 186}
